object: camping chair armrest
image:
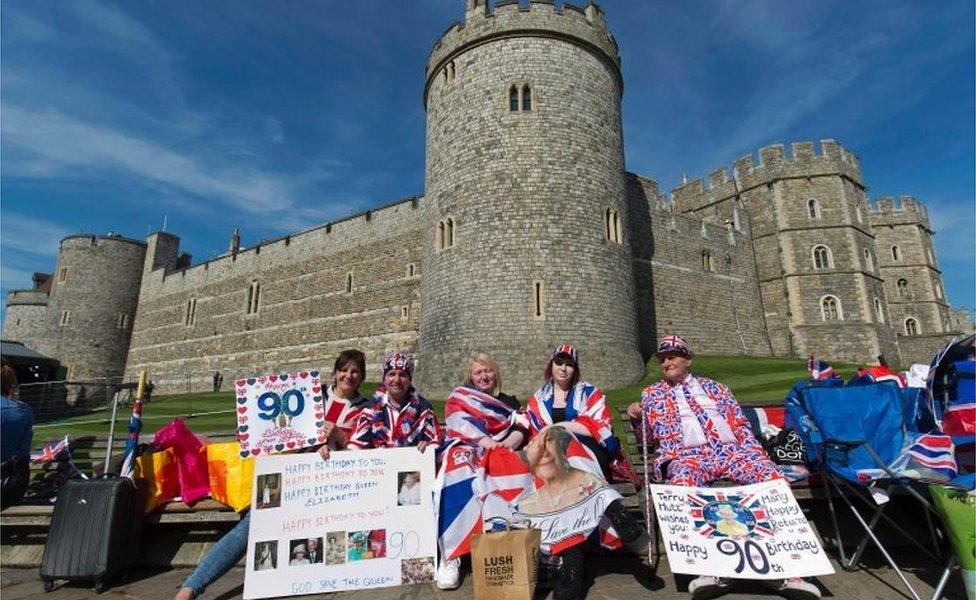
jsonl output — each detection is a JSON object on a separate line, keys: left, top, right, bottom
{"left": 822, "top": 437, "right": 866, "bottom": 449}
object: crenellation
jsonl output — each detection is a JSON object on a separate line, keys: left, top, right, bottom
{"left": 759, "top": 144, "right": 786, "bottom": 166}
{"left": 791, "top": 141, "right": 815, "bottom": 160}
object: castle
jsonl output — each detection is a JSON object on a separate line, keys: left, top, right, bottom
{"left": 4, "top": 0, "right": 969, "bottom": 400}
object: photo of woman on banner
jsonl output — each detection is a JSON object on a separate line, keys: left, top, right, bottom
{"left": 347, "top": 352, "right": 442, "bottom": 452}
{"left": 174, "top": 349, "right": 369, "bottom": 600}
{"left": 514, "top": 427, "right": 646, "bottom": 600}
{"left": 435, "top": 353, "right": 531, "bottom": 589}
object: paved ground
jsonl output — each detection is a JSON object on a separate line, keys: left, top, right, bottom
{"left": 2, "top": 552, "right": 967, "bottom": 600}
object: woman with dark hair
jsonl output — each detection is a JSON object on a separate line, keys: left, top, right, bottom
{"left": 525, "top": 345, "right": 619, "bottom": 478}
{"left": 174, "top": 349, "right": 368, "bottom": 600}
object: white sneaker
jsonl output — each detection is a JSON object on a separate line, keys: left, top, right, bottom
{"left": 687, "top": 575, "right": 732, "bottom": 599}
{"left": 765, "top": 577, "right": 822, "bottom": 600}
{"left": 436, "top": 557, "right": 461, "bottom": 590}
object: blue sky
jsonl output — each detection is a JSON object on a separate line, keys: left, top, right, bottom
{"left": 2, "top": 0, "right": 974, "bottom": 321}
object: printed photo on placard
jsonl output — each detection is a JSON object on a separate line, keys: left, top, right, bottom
{"left": 288, "top": 538, "right": 312, "bottom": 566}
{"left": 401, "top": 557, "right": 435, "bottom": 584}
{"left": 255, "top": 473, "right": 281, "bottom": 509}
{"left": 235, "top": 370, "right": 326, "bottom": 458}
{"left": 325, "top": 532, "right": 346, "bottom": 565}
{"left": 397, "top": 471, "right": 421, "bottom": 506}
{"left": 304, "top": 537, "right": 323, "bottom": 564}
{"left": 253, "top": 541, "right": 277, "bottom": 571}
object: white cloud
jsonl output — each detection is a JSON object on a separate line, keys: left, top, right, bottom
{"left": 0, "top": 213, "right": 72, "bottom": 257}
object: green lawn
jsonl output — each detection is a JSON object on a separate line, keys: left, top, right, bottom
{"left": 33, "top": 354, "right": 852, "bottom": 442}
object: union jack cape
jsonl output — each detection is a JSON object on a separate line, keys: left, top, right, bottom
{"left": 437, "top": 386, "right": 529, "bottom": 560}
{"left": 526, "top": 380, "right": 618, "bottom": 454}
{"left": 347, "top": 386, "right": 442, "bottom": 450}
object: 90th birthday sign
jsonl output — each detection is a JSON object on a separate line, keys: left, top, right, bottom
{"left": 650, "top": 479, "right": 834, "bottom": 580}
{"left": 236, "top": 371, "right": 327, "bottom": 458}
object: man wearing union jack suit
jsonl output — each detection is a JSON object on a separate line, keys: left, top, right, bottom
{"left": 347, "top": 352, "right": 442, "bottom": 452}
{"left": 435, "top": 353, "right": 531, "bottom": 589}
{"left": 626, "top": 335, "right": 820, "bottom": 600}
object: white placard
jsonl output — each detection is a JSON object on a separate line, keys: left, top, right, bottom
{"left": 244, "top": 448, "right": 437, "bottom": 599}
{"left": 234, "top": 371, "right": 326, "bottom": 458}
{"left": 650, "top": 479, "right": 834, "bottom": 579}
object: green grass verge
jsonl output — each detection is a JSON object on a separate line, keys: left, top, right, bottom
{"left": 33, "top": 354, "right": 855, "bottom": 442}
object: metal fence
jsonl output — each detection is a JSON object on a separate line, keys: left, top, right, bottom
{"left": 17, "top": 378, "right": 135, "bottom": 426}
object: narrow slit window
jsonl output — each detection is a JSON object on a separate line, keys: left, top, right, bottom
{"left": 891, "top": 245, "right": 901, "bottom": 261}
{"left": 533, "top": 280, "right": 545, "bottom": 319}
{"left": 807, "top": 198, "right": 820, "bottom": 219}
{"left": 346, "top": 272, "right": 354, "bottom": 294}
{"left": 58, "top": 266, "right": 68, "bottom": 283}
{"left": 521, "top": 85, "right": 531, "bottom": 111}
{"left": 509, "top": 86, "right": 519, "bottom": 112}
{"left": 59, "top": 310, "right": 70, "bottom": 327}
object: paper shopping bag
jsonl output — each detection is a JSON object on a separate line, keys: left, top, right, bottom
{"left": 470, "top": 525, "right": 541, "bottom": 600}
{"left": 207, "top": 441, "right": 254, "bottom": 512}
{"left": 134, "top": 448, "right": 180, "bottom": 513}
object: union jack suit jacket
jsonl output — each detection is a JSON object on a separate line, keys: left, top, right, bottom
{"left": 348, "top": 386, "right": 443, "bottom": 449}
{"left": 638, "top": 375, "right": 763, "bottom": 480}
{"left": 527, "top": 380, "right": 618, "bottom": 453}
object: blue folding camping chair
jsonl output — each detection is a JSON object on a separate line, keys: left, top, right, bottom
{"left": 790, "top": 381, "right": 949, "bottom": 600}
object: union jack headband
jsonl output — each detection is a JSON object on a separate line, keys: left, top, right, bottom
{"left": 655, "top": 334, "right": 693, "bottom": 358}
{"left": 551, "top": 344, "right": 579, "bottom": 363}
{"left": 383, "top": 352, "right": 414, "bottom": 376}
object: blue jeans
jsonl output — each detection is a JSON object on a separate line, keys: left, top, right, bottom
{"left": 182, "top": 512, "right": 250, "bottom": 597}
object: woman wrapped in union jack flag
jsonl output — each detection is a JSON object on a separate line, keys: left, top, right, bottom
{"left": 526, "top": 344, "right": 620, "bottom": 478}
{"left": 175, "top": 350, "right": 369, "bottom": 600}
{"left": 435, "top": 353, "right": 531, "bottom": 589}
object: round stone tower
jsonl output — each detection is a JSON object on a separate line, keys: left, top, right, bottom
{"left": 46, "top": 234, "right": 146, "bottom": 386}
{"left": 418, "top": 0, "right": 645, "bottom": 398}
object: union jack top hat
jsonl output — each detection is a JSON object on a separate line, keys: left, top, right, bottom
{"left": 383, "top": 352, "right": 414, "bottom": 376}
{"left": 655, "top": 334, "right": 693, "bottom": 358}
{"left": 551, "top": 344, "right": 579, "bottom": 363}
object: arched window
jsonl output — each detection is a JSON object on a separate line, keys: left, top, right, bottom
{"left": 863, "top": 248, "right": 873, "bottom": 271}
{"left": 891, "top": 245, "right": 901, "bottom": 261}
{"left": 436, "top": 217, "right": 455, "bottom": 251}
{"left": 874, "top": 298, "right": 884, "bottom": 323}
{"left": 807, "top": 198, "right": 821, "bottom": 219}
{"left": 821, "top": 296, "right": 841, "bottom": 321}
{"left": 701, "top": 250, "right": 713, "bottom": 272}
{"left": 897, "top": 278, "right": 910, "bottom": 299}
{"left": 508, "top": 86, "right": 519, "bottom": 112}
{"left": 812, "top": 245, "right": 832, "bottom": 270}
{"left": 905, "top": 318, "right": 920, "bottom": 336}
{"left": 605, "top": 208, "right": 621, "bottom": 244}
{"left": 521, "top": 85, "right": 532, "bottom": 111}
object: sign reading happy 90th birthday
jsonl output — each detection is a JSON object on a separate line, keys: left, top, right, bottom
{"left": 235, "top": 371, "right": 327, "bottom": 458}
{"left": 650, "top": 479, "right": 834, "bottom": 580}
{"left": 244, "top": 448, "right": 437, "bottom": 599}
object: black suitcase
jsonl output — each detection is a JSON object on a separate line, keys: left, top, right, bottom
{"left": 40, "top": 476, "right": 144, "bottom": 593}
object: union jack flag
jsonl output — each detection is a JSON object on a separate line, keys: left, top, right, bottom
{"left": 807, "top": 355, "right": 838, "bottom": 381}
{"left": 31, "top": 436, "right": 70, "bottom": 464}
{"left": 444, "top": 386, "right": 528, "bottom": 445}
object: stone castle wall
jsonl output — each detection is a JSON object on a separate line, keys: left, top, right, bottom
{"left": 124, "top": 198, "right": 424, "bottom": 393}
{"left": 3, "top": 291, "right": 52, "bottom": 356}
{"left": 419, "top": 0, "right": 644, "bottom": 399}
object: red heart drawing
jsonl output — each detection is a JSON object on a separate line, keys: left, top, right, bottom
{"left": 252, "top": 448, "right": 261, "bottom": 456}
{"left": 317, "top": 434, "right": 327, "bottom": 443}
{"left": 269, "top": 374, "right": 278, "bottom": 382}
{"left": 300, "top": 372, "right": 309, "bottom": 379}
{"left": 235, "top": 379, "right": 246, "bottom": 387}
{"left": 315, "top": 413, "right": 325, "bottom": 420}
{"left": 312, "top": 386, "right": 321, "bottom": 394}
{"left": 239, "top": 433, "right": 249, "bottom": 441}
{"left": 286, "top": 441, "right": 296, "bottom": 449}
{"left": 237, "top": 406, "right": 247, "bottom": 414}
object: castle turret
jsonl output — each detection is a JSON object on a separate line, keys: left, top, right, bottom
{"left": 868, "top": 196, "right": 956, "bottom": 361}
{"left": 418, "top": 1, "right": 644, "bottom": 396}
{"left": 45, "top": 234, "right": 146, "bottom": 385}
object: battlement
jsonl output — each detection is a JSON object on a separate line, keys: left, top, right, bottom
{"left": 5, "top": 289, "right": 49, "bottom": 307}
{"left": 426, "top": 1, "right": 619, "bottom": 104}
{"left": 59, "top": 233, "right": 147, "bottom": 250}
{"left": 868, "top": 195, "right": 931, "bottom": 229}
{"left": 671, "top": 140, "right": 864, "bottom": 214}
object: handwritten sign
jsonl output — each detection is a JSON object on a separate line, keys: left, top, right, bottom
{"left": 244, "top": 448, "right": 437, "bottom": 599}
{"left": 235, "top": 371, "right": 325, "bottom": 458}
{"left": 650, "top": 479, "right": 834, "bottom": 579}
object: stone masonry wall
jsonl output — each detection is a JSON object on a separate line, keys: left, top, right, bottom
{"left": 3, "top": 291, "right": 52, "bottom": 356}
{"left": 125, "top": 199, "right": 423, "bottom": 393}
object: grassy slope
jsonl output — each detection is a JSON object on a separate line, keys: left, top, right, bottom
{"left": 33, "top": 355, "right": 857, "bottom": 442}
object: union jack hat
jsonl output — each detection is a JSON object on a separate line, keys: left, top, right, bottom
{"left": 383, "top": 352, "right": 415, "bottom": 376}
{"left": 551, "top": 344, "right": 579, "bottom": 363}
{"left": 655, "top": 334, "right": 693, "bottom": 358}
